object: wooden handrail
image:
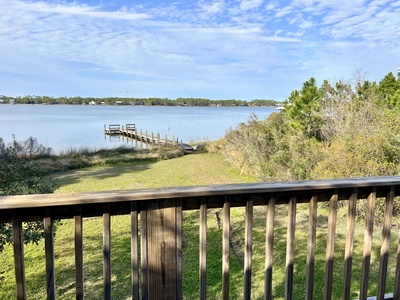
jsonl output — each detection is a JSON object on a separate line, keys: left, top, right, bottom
{"left": 1, "top": 176, "right": 400, "bottom": 299}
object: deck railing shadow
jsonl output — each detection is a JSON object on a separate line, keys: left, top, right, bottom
{"left": 1, "top": 176, "right": 400, "bottom": 299}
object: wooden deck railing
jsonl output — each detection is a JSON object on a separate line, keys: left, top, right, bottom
{"left": 1, "top": 176, "right": 400, "bottom": 299}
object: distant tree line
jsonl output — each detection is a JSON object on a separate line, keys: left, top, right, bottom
{"left": 0, "top": 95, "right": 279, "bottom": 107}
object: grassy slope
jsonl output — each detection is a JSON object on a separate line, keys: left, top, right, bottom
{"left": 1, "top": 153, "right": 399, "bottom": 299}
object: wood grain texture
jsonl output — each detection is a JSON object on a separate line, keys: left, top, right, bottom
{"left": 378, "top": 186, "right": 394, "bottom": 299}
{"left": 264, "top": 197, "right": 275, "bottom": 300}
{"left": 305, "top": 196, "right": 318, "bottom": 300}
{"left": 342, "top": 189, "right": 357, "bottom": 300}
{"left": 44, "top": 215, "right": 56, "bottom": 300}
{"left": 12, "top": 217, "right": 26, "bottom": 300}
{"left": 222, "top": 196, "right": 230, "bottom": 300}
{"left": 285, "top": 197, "right": 296, "bottom": 300}
{"left": 324, "top": 191, "right": 338, "bottom": 300}
{"left": 199, "top": 197, "right": 207, "bottom": 300}
{"left": 244, "top": 195, "right": 254, "bottom": 300}
{"left": 360, "top": 189, "right": 376, "bottom": 300}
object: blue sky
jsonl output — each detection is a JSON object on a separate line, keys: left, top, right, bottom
{"left": 0, "top": 0, "right": 399, "bottom": 101}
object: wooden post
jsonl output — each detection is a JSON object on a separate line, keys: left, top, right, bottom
{"left": 75, "top": 207, "right": 84, "bottom": 300}
{"left": 324, "top": 192, "right": 338, "bottom": 300}
{"left": 222, "top": 196, "right": 230, "bottom": 300}
{"left": 141, "top": 199, "right": 182, "bottom": 300}
{"left": 44, "top": 213, "right": 56, "bottom": 300}
{"left": 244, "top": 195, "right": 254, "bottom": 300}
{"left": 12, "top": 216, "right": 26, "bottom": 300}
{"left": 285, "top": 197, "right": 297, "bottom": 300}
{"left": 306, "top": 196, "right": 318, "bottom": 300}
{"left": 157, "top": 134, "right": 160, "bottom": 149}
{"left": 199, "top": 198, "right": 207, "bottom": 300}
{"left": 146, "top": 131, "right": 149, "bottom": 146}
{"left": 151, "top": 133, "right": 154, "bottom": 146}
{"left": 131, "top": 202, "right": 139, "bottom": 300}
{"left": 103, "top": 204, "right": 111, "bottom": 300}
{"left": 265, "top": 197, "right": 275, "bottom": 300}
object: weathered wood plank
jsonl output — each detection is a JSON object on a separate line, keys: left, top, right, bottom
{"left": 244, "top": 195, "right": 254, "bottom": 300}
{"left": 285, "top": 197, "right": 297, "bottom": 300}
{"left": 103, "top": 204, "right": 111, "bottom": 300}
{"left": 176, "top": 198, "right": 183, "bottom": 300}
{"left": 145, "top": 199, "right": 181, "bottom": 300}
{"left": 130, "top": 202, "right": 139, "bottom": 300}
{"left": 324, "top": 191, "right": 338, "bottom": 300}
{"left": 395, "top": 233, "right": 400, "bottom": 299}
{"left": 44, "top": 215, "right": 56, "bottom": 300}
{"left": 199, "top": 197, "right": 207, "bottom": 300}
{"left": 222, "top": 196, "right": 230, "bottom": 300}
{"left": 342, "top": 189, "right": 357, "bottom": 300}
{"left": 12, "top": 216, "right": 26, "bottom": 300}
{"left": 140, "top": 203, "right": 148, "bottom": 300}
{"left": 264, "top": 197, "right": 275, "bottom": 300}
{"left": 74, "top": 208, "right": 84, "bottom": 300}
{"left": 378, "top": 186, "right": 395, "bottom": 299}
{"left": 360, "top": 189, "right": 376, "bottom": 299}
{"left": 306, "top": 196, "right": 318, "bottom": 300}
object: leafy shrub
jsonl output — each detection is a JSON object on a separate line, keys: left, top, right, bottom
{"left": 0, "top": 137, "right": 58, "bottom": 260}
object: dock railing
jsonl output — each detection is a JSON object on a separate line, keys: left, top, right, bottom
{"left": 1, "top": 176, "right": 400, "bottom": 299}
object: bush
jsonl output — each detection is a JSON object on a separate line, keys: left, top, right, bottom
{"left": 0, "top": 137, "right": 58, "bottom": 262}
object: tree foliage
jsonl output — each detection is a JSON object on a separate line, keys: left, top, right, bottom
{"left": 0, "top": 137, "right": 58, "bottom": 254}
{"left": 223, "top": 70, "right": 400, "bottom": 182}
{"left": 283, "top": 77, "right": 323, "bottom": 139}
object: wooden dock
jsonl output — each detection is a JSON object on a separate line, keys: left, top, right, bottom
{"left": 104, "top": 123, "right": 194, "bottom": 152}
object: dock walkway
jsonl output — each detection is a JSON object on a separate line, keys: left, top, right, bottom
{"left": 104, "top": 123, "right": 194, "bottom": 152}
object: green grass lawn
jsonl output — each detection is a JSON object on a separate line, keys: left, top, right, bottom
{"left": 1, "top": 152, "right": 399, "bottom": 299}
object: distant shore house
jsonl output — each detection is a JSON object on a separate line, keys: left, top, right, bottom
{"left": 89, "top": 101, "right": 96, "bottom": 106}
{"left": 115, "top": 101, "right": 123, "bottom": 105}
{"left": 0, "top": 99, "right": 3, "bottom": 104}
{"left": 10, "top": 99, "right": 15, "bottom": 104}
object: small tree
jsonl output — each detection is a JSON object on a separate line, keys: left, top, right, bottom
{"left": 283, "top": 77, "right": 323, "bottom": 139}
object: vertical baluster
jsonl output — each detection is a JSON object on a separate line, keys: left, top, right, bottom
{"left": 306, "top": 196, "right": 318, "bottom": 300}
{"left": 394, "top": 232, "right": 400, "bottom": 299}
{"left": 140, "top": 203, "right": 148, "bottom": 300}
{"left": 103, "top": 204, "right": 111, "bottom": 300}
{"left": 378, "top": 186, "right": 395, "bottom": 299}
{"left": 244, "top": 195, "right": 254, "bottom": 300}
{"left": 324, "top": 191, "right": 338, "bottom": 300}
{"left": 360, "top": 189, "right": 376, "bottom": 299}
{"left": 222, "top": 196, "right": 230, "bottom": 300}
{"left": 44, "top": 213, "right": 56, "bottom": 300}
{"left": 75, "top": 207, "right": 84, "bottom": 300}
{"left": 264, "top": 197, "right": 275, "bottom": 300}
{"left": 176, "top": 198, "right": 183, "bottom": 300}
{"left": 131, "top": 202, "right": 139, "bottom": 300}
{"left": 199, "top": 197, "right": 207, "bottom": 300}
{"left": 285, "top": 197, "right": 297, "bottom": 300}
{"left": 12, "top": 216, "right": 26, "bottom": 300}
{"left": 342, "top": 189, "right": 357, "bottom": 300}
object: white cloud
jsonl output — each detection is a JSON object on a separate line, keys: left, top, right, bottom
{"left": 198, "top": 0, "right": 225, "bottom": 15}
{"left": 240, "top": 0, "right": 264, "bottom": 11}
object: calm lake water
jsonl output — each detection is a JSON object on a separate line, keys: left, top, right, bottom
{"left": 0, "top": 104, "right": 274, "bottom": 153}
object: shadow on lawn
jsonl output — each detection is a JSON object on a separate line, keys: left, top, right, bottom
{"left": 53, "top": 158, "right": 158, "bottom": 189}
